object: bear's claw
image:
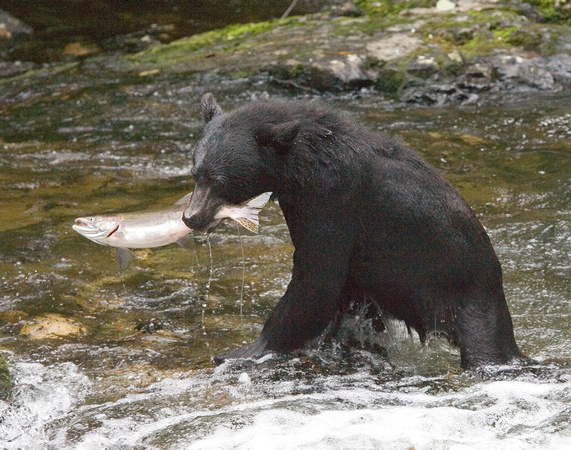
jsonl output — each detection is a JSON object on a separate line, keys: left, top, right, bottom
{"left": 213, "top": 336, "right": 269, "bottom": 365}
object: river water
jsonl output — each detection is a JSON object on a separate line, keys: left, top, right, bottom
{"left": 0, "top": 68, "right": 570, "bottom": 449}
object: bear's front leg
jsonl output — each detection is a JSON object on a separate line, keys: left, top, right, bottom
{"left": 214, "top": 212, "right": 356, "bottom": 364}
{"left": 214, "top": 335, "right": 269, "bottom": 365}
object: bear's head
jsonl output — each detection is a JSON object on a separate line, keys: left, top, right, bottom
{"left": 183, "top": 93, "right": 300, "bottom": 231}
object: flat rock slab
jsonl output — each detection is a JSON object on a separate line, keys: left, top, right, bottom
{"left": 366, "top": 34, "right": 424, "bottom": 62}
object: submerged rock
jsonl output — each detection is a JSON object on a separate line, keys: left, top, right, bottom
{"left": 20, "top": 314, "right": 86, "bottom": 339}
{"left": 0, "top": 9, "right": 33, "bottom": 70}
{"left": 0, "top": 10, "right": 32, "bottom": 44}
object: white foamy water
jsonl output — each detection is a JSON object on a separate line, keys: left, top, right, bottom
{"left": 1, "top": 358, "right": 570, "bottom": 449}
{"left": 0, "top": 361, "right": 91, "bottom": 448}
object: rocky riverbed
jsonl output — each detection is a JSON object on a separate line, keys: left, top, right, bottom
{"left": 1, "top": 0, "right": 570, "bottom": 105}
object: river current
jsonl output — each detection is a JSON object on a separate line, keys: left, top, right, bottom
{"left": 0, "top": 71, "right": 570, "bottom": 448}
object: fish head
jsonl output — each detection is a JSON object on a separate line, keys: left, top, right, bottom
{"left": 72, "top": 215, "right": 121, "bottom": 243}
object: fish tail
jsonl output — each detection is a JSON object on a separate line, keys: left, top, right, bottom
{"left": 234, "top": 192, "right": 272, "bottom": 234}
{"left": 234, "top": 217, "right": 259, "bottom": 233}
{"left": 245, "top": 191, "right": 272, "bottom": 210}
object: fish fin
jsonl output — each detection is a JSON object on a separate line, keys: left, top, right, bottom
{"left": 116, "top": 248, "right": 134, "bottom": 271}
{"left": 176, "top": 235, "right": 195, "bottom": 250}
{"left": 234, "top": 192, "right": 273, "bottom": 234}
{"left": 174, "top": 192, "right": 193, "bottom": 206}
{"left": 234, "top": 217, "right": 259, "bottom": 234}
{"left": 244, "top": 191, "right": 272, "bottom": 210}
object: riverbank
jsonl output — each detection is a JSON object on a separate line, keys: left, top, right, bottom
{"left": 131, "top": 0, "right": 571, "bottom": 105}
{"left": 1, "top": 0, "right": 570, "bottom": 105}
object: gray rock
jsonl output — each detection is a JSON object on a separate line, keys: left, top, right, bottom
{"left": 0, "top": 10, "right": 32, "bottom": 42}
{"left": 295, "top": 54, "right": 374, "bottom": 91}
{"left": 366, "top": 34, "right": 423, "bottom": 62}
{"left": 492, "top": 55, "right": 555, "bottom": 90}
{"left": 459, "top": 61, "right": 495, "bottom": 91}
{"left": 545, "top": 53, "right": 571, "bottom": 84}
{"left": 407, "top": 55, "right": 440, "bottom": 79}
{"left": 0, "top": 60, "right": 34, "bottom": 77}
{"left": 327, "top": 54, "right": 369, "bottom": 84}
{"left": 401, "top": 87, "right": 439, "bottom": 105}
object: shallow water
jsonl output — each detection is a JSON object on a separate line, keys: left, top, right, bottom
{"left": 0, "top": 70, "right": 570, "bottom": 449}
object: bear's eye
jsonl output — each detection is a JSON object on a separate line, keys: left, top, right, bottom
{"left": 213, "top": 177, "right": 226, "bottom": 188}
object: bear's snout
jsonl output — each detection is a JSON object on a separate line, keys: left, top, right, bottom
{"left": 183, "top": 185, "right": 223, "bottom": 231}
{"left": 182, "top": 209, "right": 207, "bottom": 231}
{"left": 182, "top": 204, "right": 215, "bottom": 231}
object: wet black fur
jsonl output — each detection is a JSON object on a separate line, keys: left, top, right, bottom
{"left": 184, "top": 94, "right": 525, "bottom": 369}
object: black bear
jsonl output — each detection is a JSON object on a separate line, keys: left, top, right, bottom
{"left": 183, "top": 93, "right": 525, "bottom": 369}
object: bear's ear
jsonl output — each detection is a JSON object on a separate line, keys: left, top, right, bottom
{"left": 257, "top": 120, "right": 300, "bottom": 151}
{"left": 201, "top": 93, "right": 223, "bottom": 123}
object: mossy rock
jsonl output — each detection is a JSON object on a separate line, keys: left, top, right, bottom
{"left": 267, "top": 59, "right": 305, "bottom": 80}
{"left": 507, "top": 28, "right": 545, "bottom": 51}
{"left": 375, "top": 65, "right": 406, "bottom": 93}
{"left": 0, "top": 353, "right": 12, "bottom": 400}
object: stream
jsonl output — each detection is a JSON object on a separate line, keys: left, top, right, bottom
{"left": 0, "top": 66, "right": 570, "bottom": 448}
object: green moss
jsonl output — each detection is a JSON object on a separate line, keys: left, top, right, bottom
{"left": 416, "top": 8, "right": 551, "bottom": 58}
{"left": 344, "top": 0, "right": 433, "bottom": 35}
{"left": 494, "top": 26, "right": 519, "bottom": 41}
{"left": 134, "top": 18, "right": 285, "bottom": 66}
{"left": 129, "top": 0, "right": 568, "bottom": 75}
{"left": 465, "top": 9, "right": 522, "bottom": 25}
{"left": 461, "top": 30, "right": 508, "bottom": 55}
{"left": 375, "top": 66, "right": 405, "bottom": 94}
{"left": 506, "top": 28, "right": 544, "bottom": 51}
{"left": 356, "top": 0, "right": 432, "bottom": 16}
{"left": 222, "top": 20, "right": 280, "bottom": 38}
{"left": 361, "top": 55, "right": 384, "bottom": 70}
{"left": 525, "top": 0, "right": 571, "bottom": 23}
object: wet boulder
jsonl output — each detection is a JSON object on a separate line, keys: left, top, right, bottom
{"left": 0, "top": 9, "right": 32, "bottom": 68}
{"left": 491, "top": 55, "right": 555, "bottom": 91}
{"left": 407, "top": 55, "right": 440, "bottom": 80}
{"left": 0, "top": 10, "right": 32, "bottom": 44}
{"left": 545, "top": 53, "right": 571, "bottom": 84}
{"left": 269, "top": 54, "right": 375, "bottom": 92}
{"left": 459, "top": 60, "right": 495, "bottom": 91}
{"left": 20, "top": 314, "right": 87, "bottom": 339}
